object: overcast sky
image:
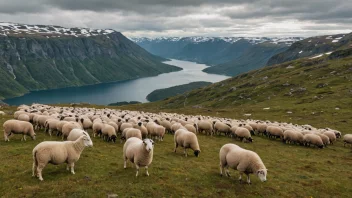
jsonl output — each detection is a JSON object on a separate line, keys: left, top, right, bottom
{"left": 0, "top": 0, "right": 351, "bottom": 38}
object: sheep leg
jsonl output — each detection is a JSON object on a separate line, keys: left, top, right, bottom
{"left": 246, "top": 174, "right": 251, "bottom": 184}
{"left": 219, "top": 163, "right": 224, "bottom": 176}
{"left": 70, "top": 163, "right": 75, "bottom": 174}
{"left": 184, "top": 148, "right": 188, "bottom": 157}
{"left": 225, "top": 167, "right": 230, "bottom": 177}
{"left": 135, "top": 164, "right": 140, "bottom": 177}
{"left": 4, "top": 133, "right": 9, "bottom": 142}
{"left": 32, "top": 162, "right": 37, "bottom": 177}
{"left": 37, "top": 164, "right": 45, "bottom": 181}
{"left": 124, "top": 159, "right": 127, "bottom": 169}
{"left": 239, "top": 172, "right": 242, "bottom": 182}
{"left": 66, "top": 164, "right": 70, "bottom": 171}
{"left": 145, "top": 166, "right": 149, "bottom": 176}
{"left": 48, "top": 129, "right": 52, "bottom": 136}
{"left": 23, "top": 135, "right": 27, "bottom": 141}
{"left": 174, "top": 143, "right": 178, "bottom": 153}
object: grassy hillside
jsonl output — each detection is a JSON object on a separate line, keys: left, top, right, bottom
{"left": 146, "top": 81, "right": 212, "bottom": 102}
{"left": 203, "top": 42, "right": 288, "bottom": 76}
{"left": 122, "top": 48, "right": 352, "bottom": 133}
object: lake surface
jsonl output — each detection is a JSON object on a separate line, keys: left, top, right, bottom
{"left": 4, "top": 59, "right": 229, "bottom": 105}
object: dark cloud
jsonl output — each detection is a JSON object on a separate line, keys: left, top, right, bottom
{"left": 0, "top": 0, "right": 351, "bottom": 37}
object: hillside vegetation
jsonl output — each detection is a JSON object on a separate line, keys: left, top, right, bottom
{"left": 122, "top": 48, "right": 352, "bottom": 133}
{"left": 0, "top": 29, "right": 181, "bottom": 100}
{"left": 146, "top": 81, "right": 212, "bottom": 102}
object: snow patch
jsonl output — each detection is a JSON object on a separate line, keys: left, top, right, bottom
{"left": 309, "top": 54, "right": 323, "bottom": 59}
{"left": 299, "top": 50, "right": 303, "bottom": 54}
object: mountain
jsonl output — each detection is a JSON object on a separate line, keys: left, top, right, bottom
{"left": 146, "top": 81, "right": 212, "bottom": 102}
{"left": 202, "top": 42, "right": 288, "bottom": 76}
{"left": 131, "top": 36, "right": 304, "bottom": 65}
{"left": 0, "top": 22, "right": 181, "bottom": 100}
{"left": 267, "top": 32, "right": 352, "bottom": 65}
{"left": 121, "top": 47, "right": 352, "bottom": 129}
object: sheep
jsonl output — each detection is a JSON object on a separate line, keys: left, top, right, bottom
{"left": 159, "top": 119, "right": 172, "bottom": 133}
{"left": 323, "top": 131, "right": 336, "bottom": 145}
{"left": 123, "top": 137, "right": 154, "bottom": 177}
{"left": 3, "top": 120, "right": 36, "bottom": 141}
{"left": 18, "top": 114, "right": 30, "bottom": 122}
{"left": 316, "top": 134, "right": 330, "bottom": 147}
{"left": 107, "top": 121, "right": 119, "bottom": 134}
{"left": 184, "top": 123, "right": 197, "bottom": 133}
{"left": 219, "top": 143, "right": 267, "bottom": 184}
{"left": 80, "top": 118, "right": 93, "bottom": 131}
{"left": 174, "top": 129, "right": 201, "bottom": 157}
{"left": 32, "top": 135, "right": 93, "bottom": 181}
{"left": 121, "top": 128, "right": 142, "bottom": 143}
{"left": 44, "top": 119, "right": 60, "bottom": 136}
{"left": 120, "top": 123, "right": 133, "bottom": 133}
{"left": 266, "top": 126, "right": 284, "bottom": 139}
{"left": 283, "top": 130, "right": 304, "bottom": 145}
{"left": 92, "top": 122, "right": 105, "bottom": 137}
{"left": 256, "top": 123, "right": 267, "bottom": 136}
{"left": 303, "top": 134, "right": 324, "bottom": 148}
{"left": 343, "top": 134, "right": 352, "bottom": 147}
{"left": 146, "top": 122, "right": 166, "bottom": 141}
{"left": 198, "top": 120, "right": 213, "bottom": 136}
{"left": 56, "top": 121, "right": 69, "bottom": 136}
{"left": 0, "top": 111, "right": 5, "bottom": 116}
{"left": 133, "top": 122, "right": 148, "bottom": 138}
{"left": 101, "top": 124, "right": 117, "bottom": 143}
{"left": 67, "top": 129, "right": 90, "bottom": 141}
{"left": 62, "top": 122, "right": 82, "bottom": 140}
{"left": 234, "top": 127, "right": 253, "bottom": 143}
{"left": 214, "top": 122, "right": 232, "bottom": 136}
{"left": 171, "top": 123, "right": 185, "bottom": 133}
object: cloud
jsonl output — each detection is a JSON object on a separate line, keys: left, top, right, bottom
{"left": 0, "top": 0, "right": 351, "bottom": 37}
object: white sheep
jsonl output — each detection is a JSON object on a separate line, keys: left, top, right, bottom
{"left": 122, "top": 128, "right": 142, "bottom": 142}
{"left": 303, "top": 134, "right": 324, "bottom": 148}
{"left": 219, "top": 143, "right": 267, "bottom": 184}
{"left": 283, "top": 130, "right": 304, "bottom": 145}
{"left": 32, "top": 135, "right": 93, "bottom": 181}
{"left": 323, "top": 131, "right": 336, "bottom": 145}
{"left": 67, "top": 129, "right": 90, "bottom": 141}
{"left": 62, "top": 122, "right": 82, "bottom": 140}
{"left": 343, "top": 134, "right": 352, "bottom": 147}
{"left": 101, "top": 124, "right": 117, "bottom": 142}
{"left": 214, "top": 122, "right": 232, "bottom": 136}
{"left": 3, "top": 120, "right": 36, "bottom": 141}
{"left": 234, "top": 127, "right": 253, "bottom": 143}
{"left": 17, "top": 114, "right": 30, "bottom": 122}
{"left": 0, "top": 111, "right": 5, "bottom": 116}
{"left": 133, "top": 122, "right": 148, "bottom": 138}
{"left": 123, "top": 137, "right": 154, "bottom": 177}
{"left": 174, "top": 129, "right": 201, "bottom": 157}
{"left": 198, "top": 120, "right": 213, "bottom": 136}
{"left": 266, "top": 126, "right": 284, "bottom": 139}
{"left": 184, "top": 123, "right": 197, "bottom": 133}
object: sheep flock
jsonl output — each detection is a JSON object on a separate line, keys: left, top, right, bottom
{"left": 2, "top": 103, "right": 350, "bottom": 184}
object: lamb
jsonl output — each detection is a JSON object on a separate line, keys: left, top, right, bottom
{"left": 323, "top": 131, "right": 336, "bottom": 144}
{"left": 101, "top": 124, "right": 117, "bottom": 142}
{"left": 343, "top": 134, "right": 352, "bottom": 147}
{"left": 174, "top": 129, "right": 201, "bottom": 157}
{"left": 67, "top": 129, "right": 90, "bottom": 141}
{"left": 123, "top": 137, "right": 154, "bottom": 177}
{"left": 3, "top": 120, "right": 36, "bottom": 141}
{"left": 234, "top": 127, "right": 253, "bottom": 143}
{"left": 198, "top": 120, "right": 213, "bottom": 136}
{"left": 219, "top": 143, "right": 267, "bottom": 184}
{"left": 32, "top": 135, "right": 93, "bottom": 181}
{"left": 121, "top": 128, "right": 142, "bottom": 142}
{"left": 303, "top": 134, "right": 324, "bottom": 148}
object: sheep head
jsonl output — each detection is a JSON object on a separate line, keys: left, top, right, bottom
{"left": 256, "top": 169, "right": 267, "bottom": 182}
{"left": 143, "top": 139, "right": 154, "bottom": 153}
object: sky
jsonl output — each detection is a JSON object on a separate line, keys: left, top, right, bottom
{"left": 0, "top": 0, "right": 351, "bottom": 38}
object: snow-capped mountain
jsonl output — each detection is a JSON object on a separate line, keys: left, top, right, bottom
{"left": 130, "top": 36, "right": 304, "bottom": 46}
{"left": 0, "top": 22, "right": 116, "bottom": 38}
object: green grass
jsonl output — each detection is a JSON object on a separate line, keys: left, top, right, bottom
{"left": 0, "top": 105, "right": 352, "bottom": 197}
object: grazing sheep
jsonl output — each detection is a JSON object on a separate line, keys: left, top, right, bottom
{"left": 234, "top": 127, "right": 253, "bottom": 143}
{"left": 303, "top": 134, "right": 324, "bottom": 148}
{"left": 92, "top": 122, "right": 105, "bottom": 137}
{"left": 219, "top": 143, "right": 267, "bottom": 184}
{"left": 102, "top": 124, "right": 117, "bottom": 142}
{"left": 198, "top": 120, "right": 213, "bottom": 136}
{"left": 266, "top": 126, "right": 284, "bottom": 139}
{"left": 3, "top": 120, "right": 36, "bottom": 141}
{"left": 56, "top": 121, "right": 69, "bottom": 136}
{"left": 316, "top": 134, "right": 330, "bottom": 147}
{"left": 283, "top": 130, "right": 304, "bottom": 145}
{"left": 107, "top": 121, "right": 119, "bottom": 133}
{"left": 32, "top": 135, "right": 93, "bottom": 181}
{"left": 214, "top": 122, "right": 232, "bottom": 136}
{"left": 18, "top": 114, "right": 30, "bottom": 122}
{"left": 323, "top": 131, "right": 336, "bottom": 145}
{"left": 146, "top": 122, "right": 166, "bottom": 141}
{"left": 159, "top": 119, "right": 172, "bottom": 133}
{"left": 80, "top": 118, "right": 93, "bottom": 131}
{"left": 184, "top": 123, "right": 197, "bottom": 133}
{"left": 256, "top": 123, "right": 267, "bottom": 136}
{"left": 44, "top": 119, "right": 60, "bottom": 136}
{"left": 123, "top": 137, "right": 154, "bottom": 177}
{"left": 343, "top": 134, "right": 352, "bottom": 147}
{"left": 67, "top": 129, "right": 90, "bottom": 141}
{"left": 174, "top": 129, "right": 201, "bottom": 157}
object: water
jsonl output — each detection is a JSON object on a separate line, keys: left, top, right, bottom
{"left": 4, "top": 59, "right": 229, "bottom": 105}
